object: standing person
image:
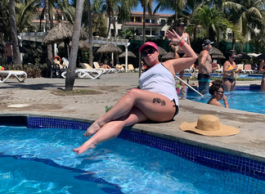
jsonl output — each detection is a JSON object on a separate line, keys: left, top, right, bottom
{"left": 260, "top": 60, "right": 265, "bottom": 91}
{"left": 73, "top": 30, "right": 197, "bottom": 154}
{"left": 4, "top": 42, "right": 13, "bottom": 64}
{"left": 197, "top": 39, "right": 214, "bottom": 94}
{"left": 176, "top": 22, "right": 191, "bottom": 79}
{"left": 222, "top": 50, "right": 242, "bottom": 92}
{"left": 207, "top": 80, "right": 229, "bottom": 108}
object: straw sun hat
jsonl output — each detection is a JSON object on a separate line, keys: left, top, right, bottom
{"left": 180, "top": 115, "right": 240, "bottom": 136}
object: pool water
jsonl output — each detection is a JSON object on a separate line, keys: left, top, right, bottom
{"left": 187, "top": 90, "right": 265, "bottom": 114}
{"left": 0, "top": 126, "right": 265, "bottom": 193}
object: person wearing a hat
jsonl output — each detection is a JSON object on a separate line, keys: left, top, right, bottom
{"left": 222, "top": 50, "right": 242, "bottom": 92}
{"left": 4, "top": 42, "right": 13, "bottom": 64}
{"left": 73, "top": 30, "right": 197, "bottom": 154}
{"left": 197, "top": 39, "right": 214, "bottom": 94}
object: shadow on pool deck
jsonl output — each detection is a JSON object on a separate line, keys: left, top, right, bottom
{"left": 0, "top": 74, "right": 264, "bottom": 162}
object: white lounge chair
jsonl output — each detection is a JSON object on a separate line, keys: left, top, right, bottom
{"left": 0, "top": 70, "right": 27, "bottom": 83}
{"left": 94, "top": 62, "right": 117, "bottom": 73}
{"left": 61, "top": 64, "right": 103, "bottom": 79}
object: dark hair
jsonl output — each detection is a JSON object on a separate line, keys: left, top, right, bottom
{"left": 209, "top": 80, "right": 223, "bottom": 95}
{"left": 226, "top": 50, "right": 236, "bottom": 59}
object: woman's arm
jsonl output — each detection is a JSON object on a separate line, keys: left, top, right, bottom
{"left": 187, "top": 33, "right": 191, "bottom": 45}
{"left": 164, "top": 30, "right": 197, "bottom": 73}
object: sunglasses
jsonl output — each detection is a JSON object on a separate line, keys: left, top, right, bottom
{"left": 232, "top": 56, "right": 236, "bottom": 59}
{"left": 217, "top": 90, "right": 224, "bottom": 94}
{"left": 142, "top": 48, "right": 155, "bottom": 57}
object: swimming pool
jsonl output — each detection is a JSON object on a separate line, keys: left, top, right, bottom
{"left": 187, "top": 88, "right": 265, "bottom": 114}
{"left": 0, "top": 116, "right": 265, "bottom": 193}
{"left": 177, "top": 73, "right": 263, "bottom": 79}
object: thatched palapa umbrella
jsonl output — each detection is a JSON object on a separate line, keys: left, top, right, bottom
{"left": 161, "top": 52, "right": 174, "bottom": 60}
{"left": 157, "top": 46, "right": 167, "bottom": 55}
{"left": 119, "top": 51, "right": 136, "bottom": 58}
{"left": 96, "top": 43, "right": 122, "bottom": 53}
{"left": 42, "top": 21, "right": 88, "bottom": 58}
{"left": 58, "top": 40, "right": 91, "bottom": 50}
{"left": 209, "top": 47, "right": 223, "bottom": 55}
{"left": 212, "top": 54, "right": 225, "bottom": 59}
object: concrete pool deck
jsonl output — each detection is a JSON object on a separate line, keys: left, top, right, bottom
{"left": 0, "top": 73, "right": 264, "bottom": 162}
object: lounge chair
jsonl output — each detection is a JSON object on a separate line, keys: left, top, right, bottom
{"left": 215, "top": 64, "right": 223, "bottom": 73}
{"left": 243, "top": 64, "right": 254, "bottom": 74}
{"left": 93, "top": 62, "right": 115, "bottom": 74}
{"left": 61, "top": 64, "right": 103, "bottom": 79}
{"left": 115, "top": 64, "right": 125, "bottom": 72}
{"left": 237, "top": 64, "right": 245, "bottom": 74}
{"left": 128, "top": 64, "right": 135, "bottom": 72}
{"left": 46, "top": 58, "right": 66, "bottom": 78}
{"left": 0, "top": 70, "right": 27, "bottom": 83}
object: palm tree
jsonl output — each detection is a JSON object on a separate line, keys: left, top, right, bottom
{"left": 66, "top": 0, "right": 85, "bottom": 91}
{"left": 181, "top": 0, "right": 204, "bottom": 41}
{"left": 192, "top": 5, "right": 243, "bottom": 47}
{"left": 15, "top": 0, "right": 41, "bottom": 32}
{"left": 45, "top": 0, "right": 52, "bottom": 60}
{"left": 154, "top": 0, "right": 187, "bottom": 31}
{"left": 87, "top": 0, "right": 93, "bottom": 67}
{"left": 222, "top": 0, "right": 265, "bottom": 50}
{"left": 9, "top": 0, "right": 21, "bottom": 64}
{"left": 139, "top": 0, "right": 153, "bottom": 43}
{"left": 0, "top": 0, "right": 10, "bottom": 41}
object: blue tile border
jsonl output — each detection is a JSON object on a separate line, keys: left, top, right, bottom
{"left": 24, "top": 116, "right": 265, "bottom": 182}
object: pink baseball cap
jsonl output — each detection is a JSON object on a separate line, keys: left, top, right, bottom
{"left": 139, "top": 42, "right": 159, "bottom": 53}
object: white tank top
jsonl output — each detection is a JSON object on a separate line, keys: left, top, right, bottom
{"left": 139, "top": 63, "right": 179, "bottom": 106}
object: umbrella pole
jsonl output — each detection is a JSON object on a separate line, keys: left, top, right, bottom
{"left": 175, "top": 76, "right": 204, "bottom": 97}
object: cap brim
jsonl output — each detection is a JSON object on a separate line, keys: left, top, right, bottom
{"left": 179, "top": 122, "right": 240, "bottom": 136}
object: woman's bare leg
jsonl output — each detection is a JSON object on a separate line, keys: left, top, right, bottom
{"left": 231, "top": 81, "right": 236, "bottom": 91}
{"left": 261, "top": 78, "right": 265, "bottom": 91}
{"left": 74, "top": 107, "right": 148, "bottom": 154}
{"left": 223, "top": 80, "right": 231, "bottom": 92}
{"left": 84, "top": 89, "right": 176, "bottom": 136}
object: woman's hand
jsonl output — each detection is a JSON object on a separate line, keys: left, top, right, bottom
{"left": 223, "top": 94, "right": 227, "bottom": 102}
{"left": 166, "top": 30, "right": 182, "bottom": 46}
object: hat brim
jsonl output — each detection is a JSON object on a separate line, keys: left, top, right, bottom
{"left": 179, "top": 122, "right": 239, "bottom": 136}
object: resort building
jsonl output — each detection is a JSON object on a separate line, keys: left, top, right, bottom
{"left": 107, "top": 12, "right": 173, "bottom": 39}
{"left": 31, "top": 8, "right": 65, "bottom": 32}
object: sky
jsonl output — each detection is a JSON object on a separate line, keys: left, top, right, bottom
{"left": 131, "top": 2, "right": 174, "bottom": 14}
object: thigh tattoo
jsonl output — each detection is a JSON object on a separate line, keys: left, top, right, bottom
{"left": 153, "top": 98, "right": 166, "bottom": 106}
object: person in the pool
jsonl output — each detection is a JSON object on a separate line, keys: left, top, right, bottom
{"left": 222, "top": 50, "right": 242, "bottom": 92}
{"left": 207, "top": 80, "right": 229, "bottom": 108}
{"left": 258, "top": 60, "right": 265, "bottom": 91}
{"left": 73, "top": 30, "right": 198, "bottom": 154}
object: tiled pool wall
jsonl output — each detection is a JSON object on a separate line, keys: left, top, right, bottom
{"left": 25, "top": 116, "right": 265, "bottom": 181}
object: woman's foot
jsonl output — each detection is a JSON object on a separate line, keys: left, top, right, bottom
{"left": 73, "top": 142, "right": 96, "bottom": 154}
{"left": 83, "top": 120, "right": 103, "bottom": 137}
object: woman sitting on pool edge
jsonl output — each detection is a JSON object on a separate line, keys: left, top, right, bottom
{"left": 207, "top": 80, "right": 229, "bottom": 108}
{"left": 73, "top": 30, "right": 198, "bottom": 154}
{"left": 222, "top": 50, "right": 242, "bottom": 92}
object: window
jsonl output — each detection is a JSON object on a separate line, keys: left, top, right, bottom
{"left": 118, "top": 29, "right": 122, "bottom": 36}
{"left": 135, "top": 17, "right": 141, "bottom": 22}
{"left": 145, "top": 19, "right": 150, "bottom": 23}
{"left": 111, "top": 29, "right": 115, "bottom": 36}
{"left": 146, "top": 30, "right": 150, "bottom": 35}
{"left": 168, "top": 20, "right": 172, "bottom": 25}
{"left": 130, "top": 17, "right": 134, "bottom": 22}
{"left": 152, "top": 30, "right": 155, "bottom": 35}
{"left": 160, "top": 31, "right": 165, "bottom": 36}
{"left": 152, "top": 19, "right": 155, "bottom": 23}
{"left": 161, "top": 19, "right": 165, "bottom": 25}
